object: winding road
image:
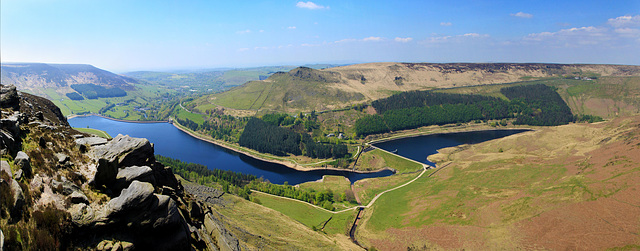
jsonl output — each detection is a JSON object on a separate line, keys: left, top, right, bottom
{"left": 251, "top": 163, "right": 431, "bottom": 214}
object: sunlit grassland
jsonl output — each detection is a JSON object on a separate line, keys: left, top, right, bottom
{"left": 363, "top": 159, "right": 570, "bottom": 232}
{"left": 354, "top": 148, "right": 423, "bottom": 173}
{"left": 354, "top": 170, "right": 427, "bottom": 206}
{"left": 73, "top": 127, "right": 112, "bottom": 139}
{"left": 173, "top": 105, "right": 205, "bottom": 124}
{"left": 250, "top": 192, "right": 356, "bottom": 235}
{"left": 212, "top": 193, "right": 356, "bottom": 250}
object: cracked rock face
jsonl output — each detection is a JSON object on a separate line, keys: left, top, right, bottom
{"left": 90, "top": 134, "right": 154, "bottom": 187}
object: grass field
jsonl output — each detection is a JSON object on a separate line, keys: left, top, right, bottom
{"left": 355, "top": 117, "right": 640, "bottom": 250}
{"left": 354, "top": 170, "right": 427, "bottom": 206}
{"left": 250, "top": 191, "right": 356, "bottom": 235}
{"left": 39, "top": 83, "right": 177, "bottom": 122}
{"left": 213, "top": 193, "right": 360, "bottom": 250}
{"left": 73, "top": 127, "right": 112, "bottom": 139}
{"left": 355, "top": 148, "right": 423, "bottom": 173}
{"left": 173, "top": 105, "right": 205, "bottom": 124}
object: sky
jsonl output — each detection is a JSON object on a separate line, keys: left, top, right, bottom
{"left": 1, "top": 0, "right": 639, "bottom": 72}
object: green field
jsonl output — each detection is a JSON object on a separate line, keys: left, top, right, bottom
{"left": 354, "top": 170, "right": 427, "bottom": 206}
{"left": 363, "top": 160, "right": 569, "bottom": 233}
{"left": 73, "top": 127, "right": 112, "bottom": 139}
{"left": 355, "top": 148, "right": 423, "bottom": 173}
{"left": 251, "top": 192, "right": 356, "bottom": 235}
{"left": 173, "top": 105, "right": 205, "bottom": 124}
{"left": 40, "top": 83, "right": 177, "bottom": 122}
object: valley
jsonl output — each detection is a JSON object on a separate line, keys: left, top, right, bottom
{"left": 2, "top": 62, "right": 640, "bottom": 250}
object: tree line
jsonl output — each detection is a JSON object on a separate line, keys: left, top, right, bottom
{"left": 371, "top": 90, "right": 498, "bottom": 114}
{"left": 246, "top": 179, "right": 356, "bottom": 211}
{"left": 156, "top": 155, "right": 256, "bottom": 197}
{"left": 239, "top": 117, "right": 348, "bottom": 159}
{"left": 500, "top": 84, "right": 574, "bottom": 126}
{"left": 355, "top": 84, "right": 576, "bottom": 136}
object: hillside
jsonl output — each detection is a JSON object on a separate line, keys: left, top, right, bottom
{"left": 355, "top": 115, "right": 640, "bottom": 250}
{"left": 193, "top": 62, "right": 640, "bottom": 114}
{"left": 191, "top": 67, "right": 366, "bottom": 114}
{"left": 1, "top": 63, "right": 137, "bottom": 95}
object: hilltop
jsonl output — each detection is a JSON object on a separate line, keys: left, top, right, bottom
{"left": 191, "top": 62, "right": 640, "bottom": 115}
{"left": 1, "top": 63, "right": 137, "bottom": 95}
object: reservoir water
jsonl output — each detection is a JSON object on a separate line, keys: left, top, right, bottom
{"left": 373, "top": 129, "right": 531, "bottom": 166}
{"left": 69, "top": 116, "right": 393, "bottom": 185}
{"left": 69, "top": 116, "right": 529, "bottom": 185}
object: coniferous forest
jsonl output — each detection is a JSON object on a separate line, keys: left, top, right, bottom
{"left": 239, "top": 117, "right": 348, "bottom": 159}
{"left": 355, "top": 84, "right": 575, "bottom": 136}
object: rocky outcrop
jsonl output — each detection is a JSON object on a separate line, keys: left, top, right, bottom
{"left": 0, "top": 160, "right": 12, "bottom": 178}
{"left": 0, "top": 109, "right": 23, "bottom": 156}
{"left": 105, "top": 180, "right": 155, "bottom": 216}
{"left": 113, "top": 166, "right": 155, "bottom": 193}
{"left": 90, "top": 134, "right": 154, "bottom": 187}
{"left": 0, "top": 84, "right": 19, "bottom": 108}
{"left": 0, "top": 86, "right": 201, "bottom": 250}
{"left": 75, "top": 137, "right": 107, "bottom": 147}
{"left": 14, "top": 151, "right": 31, "bottom": 178}
{"left": 9, "top": 178, "right": 24, "bottom": 219}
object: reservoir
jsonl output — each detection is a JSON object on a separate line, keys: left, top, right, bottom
{"left": 69, "top": 116, "right": 529, "bottom": 185}
{"left": 69, "top": 116, "right": 393, "bottom": 185}
{"left": 373, "top": 129, "right": 531, "bottom": 166}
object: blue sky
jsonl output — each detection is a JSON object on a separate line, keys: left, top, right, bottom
{"left": 2, "top": 0, "right": 639, "bottom": 72}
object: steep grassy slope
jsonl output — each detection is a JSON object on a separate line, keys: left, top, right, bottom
{"left": 355, "top": 115, "right": 640, "bottom": 250}
{"left": 211, "top": 193, "right": 361, "bottom": 250}
{"left": 194, "top": 67, "right": 366, "bottom": 113}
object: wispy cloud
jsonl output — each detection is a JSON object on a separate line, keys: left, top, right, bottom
{"left": 607, "top": 15, "right": 640, "bottom": 28}
{"left": 287, "top": 26, "right": 297, "bottom": 30}
{"left": 463, "top": 33, "right": 488, "bottom": 38}
{"left": 511, "top": 12, "right": 533, "bottom": 18}
{"left": 394, "top": 37, "right": 413, "bottom": 43}
{"left": 440, "top": 22, "right": 452, "bottom": 26}
{"left": 363, "top": 36, "right": 383, "bottom": 41}
{"left": 237, "top": 48, "right": 249, "bottom": 52}
{"left": 524, "top": 26, "right": 612, "bottom": 47}
{"left": 296, "top": 1, "right": 327, "bottom": 10}
{"left": 334, "top": 38, "right": 357, "bottom": 43}
{"left": 425, "top": 33, "right": 489, "bottom": 43}
{"left": 236, "top": 29, "right": 251, "bottom": 34}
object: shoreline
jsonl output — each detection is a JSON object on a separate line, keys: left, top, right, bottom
{"left": 366, "top": 127, "right": 534, "bottom": 145}
{"left": 170, "top": 120, "right": 393, "bottom": 174}
{"left": 67, "top": 113, "right": 169, "bottom": 124}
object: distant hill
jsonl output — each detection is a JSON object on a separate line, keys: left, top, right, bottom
{"left": 190, "top": 67, "right": 366, "bottom": 114}
{"left": 191, "top": 62, "right": 640, "bottom": 114}
{"left": 0, "top": 63, "right": 137, "bottom": 96}
{"left": 123, "top": 64, "right": 343, "bottom": 94}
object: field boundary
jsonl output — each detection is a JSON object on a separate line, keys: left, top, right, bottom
{"left": 251, "top": 163, "right": 432, "bottom": 214}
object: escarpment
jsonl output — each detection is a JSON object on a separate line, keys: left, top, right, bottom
{"left": 0, "top": 84, "right": 239, "bottom": 250}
